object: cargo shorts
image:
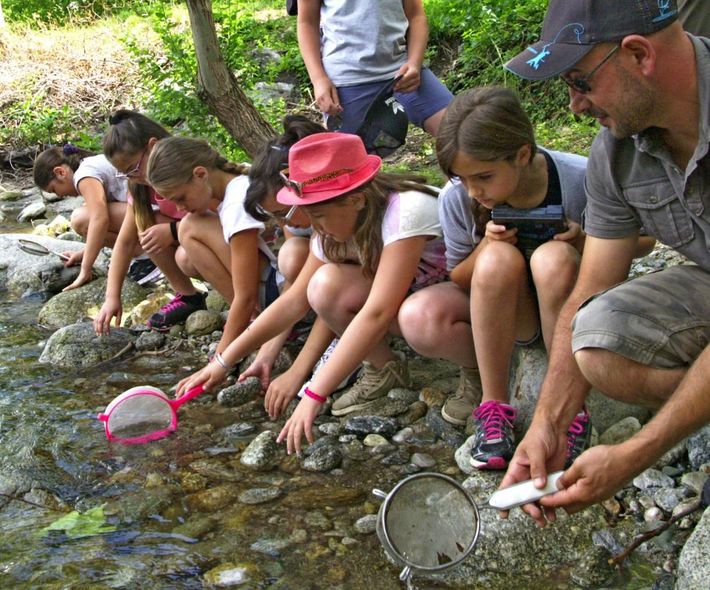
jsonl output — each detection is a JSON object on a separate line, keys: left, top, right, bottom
{"left": 571, "top": 265, "right": 710, "bottom": 369}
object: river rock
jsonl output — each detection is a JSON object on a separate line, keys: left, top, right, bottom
{"left": 686, "top": 425, "right": 710, "bottom": 470}
{"left": 186, "top": 484, "right": 240, "bottom": 512}
{"left": 387, "top": 387, "right": 420, "bottom": 404}
{"left": 363, "top": 434, "right": 388, "bottom": 447}
{"left": 238, "top": 487, "right": 282, "bottom": 505}
{"left": 38, "top": 277, "right": 146, "bottom": 328}
{"left": 203, "top": 562, "right": 260, "bottom": 587}
{"left": 680, "top": 471, "right": 708, "bottom": 495}
{"left": 425, "top": 406, "right": 466, "bottom": 448}
{"left": 343, "top": 416, "right": 398, "bottom": 438}
{"left": 17, "top": 201, "right": 46, "bottom": 222}
{"left": 340, "top": 396, "right": 409, "bottom": 419}
{"left": 134, "top": 330, "right": 166, "bottom": 351}
{"left": 303, "top": 446, "right": 342, "bottom": 472}
{"left": 599, "top": 416, "right": 642, "bottom": 445}
{"left": 381, "top": 448, "right": 410, "bottom": 466}
{"left": 354, "top": 514, "right": 378, "bottom": 534}
{"left": 39, "top": 322, "right": 134, "bottom": 368}
{"left": 633, "top": 469, "right": 675, "bottom": 492}
{"left": 397, "top": 400, "right": 428, "bottom": 426}
{"left": 318, "top": 422, "right": 342, "bottom": 436}
{"left": 652, "top": 487, "right": 689, "bottom": 512}
{"left": 217, "top": 377, "right": 262, "bottom": 407}
{"left": 569, "top": 545, "right": 616, "bottom": 588}
{"left": 677, "top": 507, "right": 710, "bottom": 590}
{"left": 0, "top": 234, "right": 90, "bottom": 295}
{"left": 185, "top": 309, "right": 224, "bottom": 336}
{"left": 302, "top": 435, "right": 338, "bottom": 457}
{"left": 240, "top": 431, "right": 279, "bottom": 471}
{"left": 411, "top": 452, "right": 436, "bottom": 469}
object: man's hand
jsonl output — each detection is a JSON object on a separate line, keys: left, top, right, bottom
{"left": 499, "top": 417, "right": 568, "bottom": 526}
{"left": 539, "top": 444, "right": 635, "bottom": 514}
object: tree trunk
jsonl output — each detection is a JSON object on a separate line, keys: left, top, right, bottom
{"left": 185, "top": 0, "right": 274, "bottom": 158}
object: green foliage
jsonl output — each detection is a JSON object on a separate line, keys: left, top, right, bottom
{"left": 3, "top": 0, "right": 159, "bottom": 24}
{"left": 425, "top": 0, "right": 572, "bottom": 129}
{"left": 41, "top": 505, "right": 116, "bottom": 539}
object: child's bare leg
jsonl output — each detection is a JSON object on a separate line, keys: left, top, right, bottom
{"left": 471, "top": 241, "right": 537, "bottom": 403}
{"left": 70, "top": 206, "right": 89, "bottom": 238}
{"left": 278, "top": 237, "right": 310, "bottom": 283}
{"left": 529, "top": 240, "right": 580, "bottom": 352}
{"left": 176, "top": 212, "right": 233, "bottom": 299}
{"left": 398, "top": 282, "right": 475, "bottom": 367}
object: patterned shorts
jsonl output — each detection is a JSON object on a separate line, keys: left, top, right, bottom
{"left": 571, "top": 265, "right": 710, "bottom": 369}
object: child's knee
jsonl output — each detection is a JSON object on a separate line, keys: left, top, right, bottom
{"left": 70, "top": 207, "right": 89, "bottom": 237}
{"left": 473, "top": 241, "right": 525, "bottom": 285}
{"left": 530, "top": 242, "right": 579, "bottom": 288}
{"left": 306, "top": 264, "right": 345, "bottom": 313}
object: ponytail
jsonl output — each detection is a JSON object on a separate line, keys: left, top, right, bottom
{"left": 33, "top": 144, "right": 96, "bottom": 189}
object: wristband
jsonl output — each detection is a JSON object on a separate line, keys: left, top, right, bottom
{"left": 304, "top": 387, "right": 327, "bottom": 403}
{"left": 213, "top": 351, "right": 231, "bottom": 371}
{"left": 170, "top": 221, "right": 179, "bottom": 242}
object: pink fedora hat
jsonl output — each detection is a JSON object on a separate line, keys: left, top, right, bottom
{"left": 276, "top": 132, "right": 382, "bottom": 206}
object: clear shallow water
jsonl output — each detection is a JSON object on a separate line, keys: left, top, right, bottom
{"left": 0, "top": 295, "right": 662, "bottom": 590}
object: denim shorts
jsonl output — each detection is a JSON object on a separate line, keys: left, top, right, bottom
{"left": 328, "top": 67, "right": 453, "bottom": 132}
{"left": 571, "top": 265, "right": 710, "bottom": 369}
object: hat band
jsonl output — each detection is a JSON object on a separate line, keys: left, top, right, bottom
{"left": 281, "top": 167, "right": 365, "bottom": 198}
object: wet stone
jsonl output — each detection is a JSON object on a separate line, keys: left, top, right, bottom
{"left": 686, "top": 425, "right": 710, "bottom": 469}
{"left": 342, "top": 396, "right": 409, "bottom": 418}
{"left": 303, "top": 510, "right": 331, "bottom": 530}
{"left": 353, "top": 514, "right": 378, "bottom": 534}
{"left": 186, "top": 484, "right": 239, "bottom": 513}
{"left": 220, "top": 422, "right": 257, "bottom": 440}
{"left": 188, "top": 459, "right": 241, "bottom": 482}
{"left": 281, "top": 486, "right": 364, "bottom": 509}
{"left": 387, "top": 387, "right": 419, "bottom": 404}
{"left": 240, "top": 431, "right": 279, "bottom": 471}
{"left": 653, "top": 487, "right": 689, "bottom": 512}
{"left": 134, "top": 330, "right": 166, "bottom": 351}
{"left": 599, "top": 417, "right": 641, "bottom": 445}
{"left": 381, "top": 448, "right": 410, "bottom": 466}
{"left": 302, "top": 435, "right": 339, "bottom": 457}
{"left": 681, "top": 471, "right": 708, "bottom": 494}
{"left": 370, "top": 442, "right": 396, "bottom": 455}
{"left": 303, "top": 446, "right": 342, "bottom": 472}
{"left": 398, "top": 463, "right": 421, "bottom": 475}
{"left": 397, "top": 400, "right": 428, "bottom": 427}
{"left": 363, "top": 434, "right": 388, "bottom": 447}
{"left": 318, "top": 421, "right": 342, "bottom": 436}
{"left": 185, "top": 310, "right": 224, "bottom": 336}
{"left": 425, "top": 406, "right": 466, "bottom": 448}
{"left": 341, "top": 439, "right": 368, "bottom": 462}
{"left": 407, "top": 422, "right": 438, "bottom": 445}
{"left": 392, "top": 427, "right": 413, "bottom": 444}
{"left": 238, "top": 487, "right": 282, "bottom": 505}
{"left": 217, "top": 377, "right": 262, "bottom": 407}
{"left": 411, "top": 452, "right": 436, "bottom": 469}
{"left": 344, "top": 416, "right": 398, "bottom": 438}
{"left": 569, "top": 545, "right": 616, "bottom": 589}
{"left": 644, "top": 507, "right": 664, "bottom": 523}
{"left": 338, "top": 434, "right": 357, "bottom": 443}
{"left": 172, "top": 514, "right": 218, "bottom": 539}
{"left": 420, "top": 386, "right": 447, "bottom": 407}
{"left": 250, "top": 537, "right": 291, "bottom": 557}
{"left": 633, "top": 468, "right": 675, "bottom": 491}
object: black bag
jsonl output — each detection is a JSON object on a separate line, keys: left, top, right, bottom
{"left": 354, "top": 76, "right": 409, "bottom": 158}
{"left": 286, "top": 0, "right": 297, "bottom": 16}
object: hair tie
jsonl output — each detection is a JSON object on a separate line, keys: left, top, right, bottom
{"left": 62, "top": 143, "right": 80, "bottom": 155}
{"left": 270, "top": 144, "right": 288, "bottom": 153}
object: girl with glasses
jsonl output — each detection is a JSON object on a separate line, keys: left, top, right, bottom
{"left": 33, "top": 144, "right": 131, "bottom": 291}
{"left": 175, "top": 131, "right": 448, "bottom": 454}
{"left": 94, "top": 110, "right": 207, "bottom": 335}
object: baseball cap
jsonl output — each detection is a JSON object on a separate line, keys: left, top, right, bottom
{"left": 505, "top": 0, "right": 679, "bottom": 80}
{"left": 355, "top": 76, "right": 409, "bottom": 158}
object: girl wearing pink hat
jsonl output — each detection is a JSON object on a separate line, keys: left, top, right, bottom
{"left": 175, "top": 132, "right": 447, "bottom": 454}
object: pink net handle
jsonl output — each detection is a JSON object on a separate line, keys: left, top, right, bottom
{"left": 167, "top": 384, "right": 205, "bottom": 410}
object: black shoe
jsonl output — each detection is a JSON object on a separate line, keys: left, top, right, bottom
{"left": 147, "top": 292, "right": 207, "bottom": 331}
{"left": 128, "top": 258, "right": 163, "bottom": 285}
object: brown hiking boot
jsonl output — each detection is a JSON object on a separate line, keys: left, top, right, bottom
{"left": 441, "top": 367, "right": 483, "bottom": 426}
{"left": 331, "top": 352, "right": 411, "bottom": 416}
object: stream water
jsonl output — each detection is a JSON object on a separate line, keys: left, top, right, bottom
{"left": 0, "top": 178, "right": 662, "bottom": 590}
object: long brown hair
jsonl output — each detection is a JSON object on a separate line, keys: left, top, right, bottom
{"left": 436, "top": 86, "right": 537, "bottom": 233}
{"left": 146, "top": 136, "right": 250, "bottom": 195}
{"left": 314, "top": 173, "right": 437, "bottom": 278}
{"left": 33, "top": 145, "right": 96, "bottom": 189}
{"left": 103, "top": 110, "right": 171, "bottom": 231}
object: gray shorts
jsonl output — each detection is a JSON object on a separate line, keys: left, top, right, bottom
{"left": 572, "top": 265, "right": 710, "bottom": 369}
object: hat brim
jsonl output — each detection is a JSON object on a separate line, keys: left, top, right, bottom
{"left": 504, "top": 42, "right": 594, "bottom": 81}
{"left": 276, "top": 154, "right": 382, "bottom": 206}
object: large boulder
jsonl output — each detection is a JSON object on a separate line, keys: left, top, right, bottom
{"left": 39, "top": 321, "right": 135, "bottom": 368}
{"left": 507, "top": 342, "right": 651, "bottom": 434}
{"left": 676, "top": 506, "right": 710, "bottom": 590}
{"left": 38, "top": 277, "right": 147, "bottom": 329}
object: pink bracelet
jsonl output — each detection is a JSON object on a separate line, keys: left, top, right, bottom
{"left": 304, "top": 387, "right": 327, "bottom": 403}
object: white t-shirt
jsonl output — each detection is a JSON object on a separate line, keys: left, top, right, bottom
{"left": 73, "top": 154, "right": 128, "bottom": 203}
{"left": 217, "top": 175, "right": 278, "bottom": 280}
{"left": 311, "top": 190, "right": 448, "bottom": 291}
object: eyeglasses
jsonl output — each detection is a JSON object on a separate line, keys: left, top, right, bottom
{"left": 279, "top": 168, "right": 354, "bottom": 198}
{"left": 562, "top": 45, "right": 619, "bottom": 94}
{"left": 115, "top": 150, "right": 146, "bottom": 179}
{"left": 256, "top": 204, "right": 298, "bottom": 223}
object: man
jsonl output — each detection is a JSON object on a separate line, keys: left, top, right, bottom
{"left": 501, "top": 0, "right": 710, "bottom": 525}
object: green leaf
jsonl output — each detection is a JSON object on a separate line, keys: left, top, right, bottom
{"left": 41, "top": 505, "right": 116, "bottom": 539}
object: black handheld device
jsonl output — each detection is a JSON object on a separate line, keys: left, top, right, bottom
{"left": 491, "top": 204, "right": 567, "bottom": 250}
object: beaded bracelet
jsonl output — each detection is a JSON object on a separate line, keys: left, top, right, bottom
{"left": 213, "top": 351, "right": 231, "bottom": 371}
{"left": 304, "top": 387, "right": 327, "bottom": 403}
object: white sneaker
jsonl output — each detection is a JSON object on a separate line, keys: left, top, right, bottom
{"left": 297, "top": 338, "right": 361, "bottom": 399}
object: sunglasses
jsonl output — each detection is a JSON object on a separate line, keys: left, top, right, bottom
{"left": 561, "top": 45, "right": 619, "bottom": 94}
{"left": 257, "top": 204, "right": 298, "bottom": 223}
{"left": 115, "top": 150, "right": 146, "bottom": 179}
{"left": 279, "top": 168, "right": 354, "bottom": 198}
